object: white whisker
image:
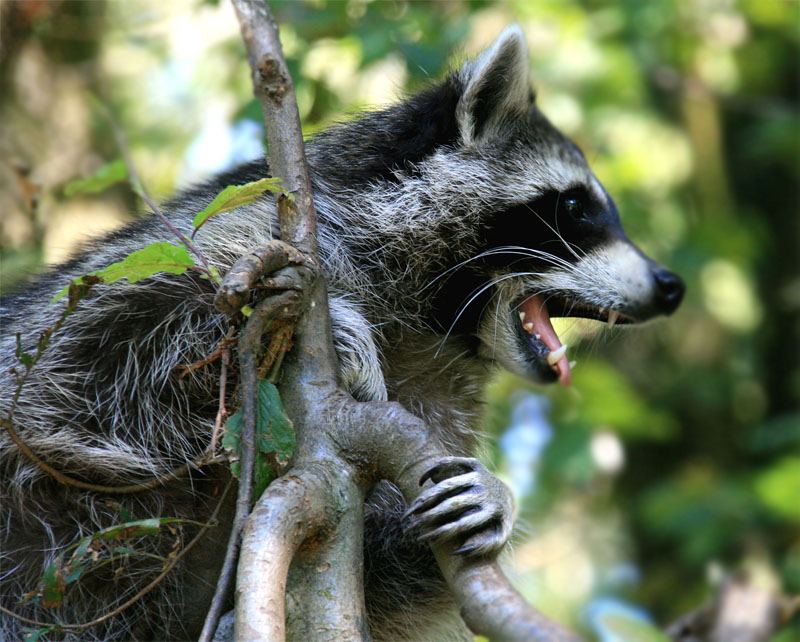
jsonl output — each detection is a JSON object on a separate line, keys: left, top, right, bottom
{"left": 524, "top": 200, "right": 584, "bottom": 261}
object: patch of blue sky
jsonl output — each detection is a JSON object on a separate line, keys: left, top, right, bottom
{"left": 499, "top": 392, "right": 553, "bottom": 499}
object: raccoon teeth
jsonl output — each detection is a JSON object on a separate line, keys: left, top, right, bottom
{"left": 519, "top": 311, "right": 526, "bottom": 323}
{"left": 523, "top": 322, "right": 534, "bottom": 333}
{"left": 547, "top": 344, "right": 567, "bottom": 366}
{"left": 607, "top": 310, "right": 619, "bottom": 329}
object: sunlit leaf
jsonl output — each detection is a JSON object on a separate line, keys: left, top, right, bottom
{"left": 565, "top": 361, "right": 678, "bottom": 440}
{"left": 52, "top": 242, "right": 195, "bottom": 302}
{"left": 754, "top": 457, "right": 800, "bottom": 522}
{"left": 192, "top": 177, "right": 290, "bottom": 232}
{"left": 91, "top": 243, "right": 194, "bottom": 285}
{"left": 64, "top": 159, "right": 128, "bottom": 196}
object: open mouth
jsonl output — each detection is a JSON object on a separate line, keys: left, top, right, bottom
{"left": 515, "top": 293, "right": 635, "bottom": 387}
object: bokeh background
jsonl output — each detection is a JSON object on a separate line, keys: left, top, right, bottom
{"left": 1, "top": 1, "right": 798, "bottom": 639}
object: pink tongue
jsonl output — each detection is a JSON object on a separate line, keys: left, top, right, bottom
{"left": 519, "top": 294, "right": 571, "bottom": 387}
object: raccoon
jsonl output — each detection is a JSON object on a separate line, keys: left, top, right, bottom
{"left": 0, "top": 26, "right": 684, "bottom": 641}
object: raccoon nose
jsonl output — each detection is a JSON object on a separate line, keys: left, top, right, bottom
{"left": 652, "top": 268, "right": 685, "bottom": 314}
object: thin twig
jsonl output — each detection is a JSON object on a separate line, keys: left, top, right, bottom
{"left": 266, "top": 331, "right": 291, "bottom": 383}
{"left": 4, "top": 285, "right": 221, "bottom": 495}
{"left": 0, "top": 478, "right": 233, "bottom": 633}
{"left": 198, "top": 290, "right": 301, "bottom": 642}
{"left": 94, "top": 100, "right": 213, "bottom": 274}
{"left": 2, "top": 413, "right": 218, "bottom": 494}
{"left": 210, "top": 345, "right": 231, "bottom": 455}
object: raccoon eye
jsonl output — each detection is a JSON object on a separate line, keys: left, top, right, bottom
{"left": 562, "top": 196, "right": 583, "bottom": 218}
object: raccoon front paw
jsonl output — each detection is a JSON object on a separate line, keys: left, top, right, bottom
{"left": 402, "top": 457, "right": 514, "bottom": 558}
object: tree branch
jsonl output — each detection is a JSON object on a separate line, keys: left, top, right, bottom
{"left": 227, "top": 2, "right": 583, "bottom": 641}
{"left": 229, "top": 1, "right": 363, "bottom": 640}
{"left": 232, "top": 0, "right": 317, "bottom": 257}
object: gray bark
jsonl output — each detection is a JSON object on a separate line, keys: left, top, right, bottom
{"left": 228, "top": 1, "right": 582, "bottom": 640}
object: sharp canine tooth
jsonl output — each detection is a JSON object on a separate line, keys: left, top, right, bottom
{"left": 519, "top": 311, "right": 526, "bottom": 323}
{"left": 535, "top": 333, "right": 541, "bottom": 340}
{"left": 608, "top": 310, "right": 620, "bottom": 329}
{"left": 547, "top": 344, "right": 568, "bottom": 366}
{"left": 523, "top": 322, "right": 534, "bottom": 333}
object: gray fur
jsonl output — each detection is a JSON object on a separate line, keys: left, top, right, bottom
{"left": 1, "top": 26, "right": 682, "bottom": 641}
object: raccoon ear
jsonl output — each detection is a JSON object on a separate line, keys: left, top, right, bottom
{"left": 456, "top": 25, "right": 531, "bottom": 145}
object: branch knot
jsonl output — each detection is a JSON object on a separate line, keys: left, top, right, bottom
{"left": 258, "top": 55, "right": 288, "bottom": 101}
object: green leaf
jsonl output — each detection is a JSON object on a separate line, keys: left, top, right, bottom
{"left": 92, "top": 243, "right": 195, "bottom": 285}
{"left": 15, "top": 333, "right": 32, "bottom": 367}
{"left": 223, "top": 380, "right": 295, "bottom": 498}
{"left": 567, "top": 360, "right": 678, "bottom": 440}
{"left": 40, "top": 555, "right": 66, "bottom": 608}
{"left": 64, "top": 159, "right": 128, "bottom": 197}
{"left": 23, "top": 626, "right": 59, "bottom": 642}
{"left": 64, "top": 537, "right": 92, "bottom": 583}
{"left": 226, "top": 408, "right": 276, "bottom": 495}
{"left": 222, "top": 412, "right": 242, "bottom": 479}
{"left": 96, "top": 517, "right": 163, "bottom": 540}
{"left": 207, "top": 264, "right": 222, "bottom": 285}
{"left": 192, "top": 177, "right": 288, "bottom": 232}
{"left": 29, "top": 517, "right": 176, "bottom": 611}
{"left": 108, "top": 545, "right": 139, "bottom": 556}
{"left": 598, "top": 612, "right": 670, "bottom": 642}
{"left": 251, "top": 450, "right": 276, "bottom": 498}
{"left": 52, "top": 242, "right": 196, "bottom": 302}
{"left": 754, "top": 456, "right": 800, "bottom": 521}
{"left": 254, "top": 380, "right": 295, "bottom": 464}
{"left": 107, "top": 500, "right": 135, "bottom": 523}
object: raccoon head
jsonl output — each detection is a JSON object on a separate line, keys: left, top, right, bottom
{"left": 437, "top": 26, "right": 685, "bottom": 386}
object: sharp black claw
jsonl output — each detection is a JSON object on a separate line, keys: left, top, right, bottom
{"left": 420, "top": 459, "right": 475, "bottom": 486}
{"left": 419, "top": 466, "right": 438, "bottom": 486}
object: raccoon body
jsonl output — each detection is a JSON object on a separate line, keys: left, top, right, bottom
{"left": 0, "top": 27, "right": 683, "bottom": 641}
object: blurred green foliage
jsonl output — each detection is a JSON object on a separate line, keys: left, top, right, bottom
{"left": 1, "top": 0, "right": 797, "bottom": 638}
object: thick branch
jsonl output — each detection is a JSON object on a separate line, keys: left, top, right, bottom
{"left": 235, "top": 468, "right": 327, "bottom": 639}
{"left": 230, "top": 2, "right": 582, "bottom": 641}
{"left": 232, "top": 0, "right": 317, "bottom": 257}
{"left": 437, "top": 559, "right": 581, "bottom": 642}
{"left": 231, "top": 2, "right": 360, "bottom": 640}
{"left": 340, "top": 401, "right": 583, "bottom": 642}
{"left": 284, "top": 464, "right": 369, "bottom": 641}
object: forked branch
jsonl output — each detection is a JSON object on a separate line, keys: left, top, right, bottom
{"left": 227, "top": 1, "right": 583, "bottom": 641}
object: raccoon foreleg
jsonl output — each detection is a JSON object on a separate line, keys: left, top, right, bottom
{"left": 402, "top": 457, "right": 514, "bottom": 557}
